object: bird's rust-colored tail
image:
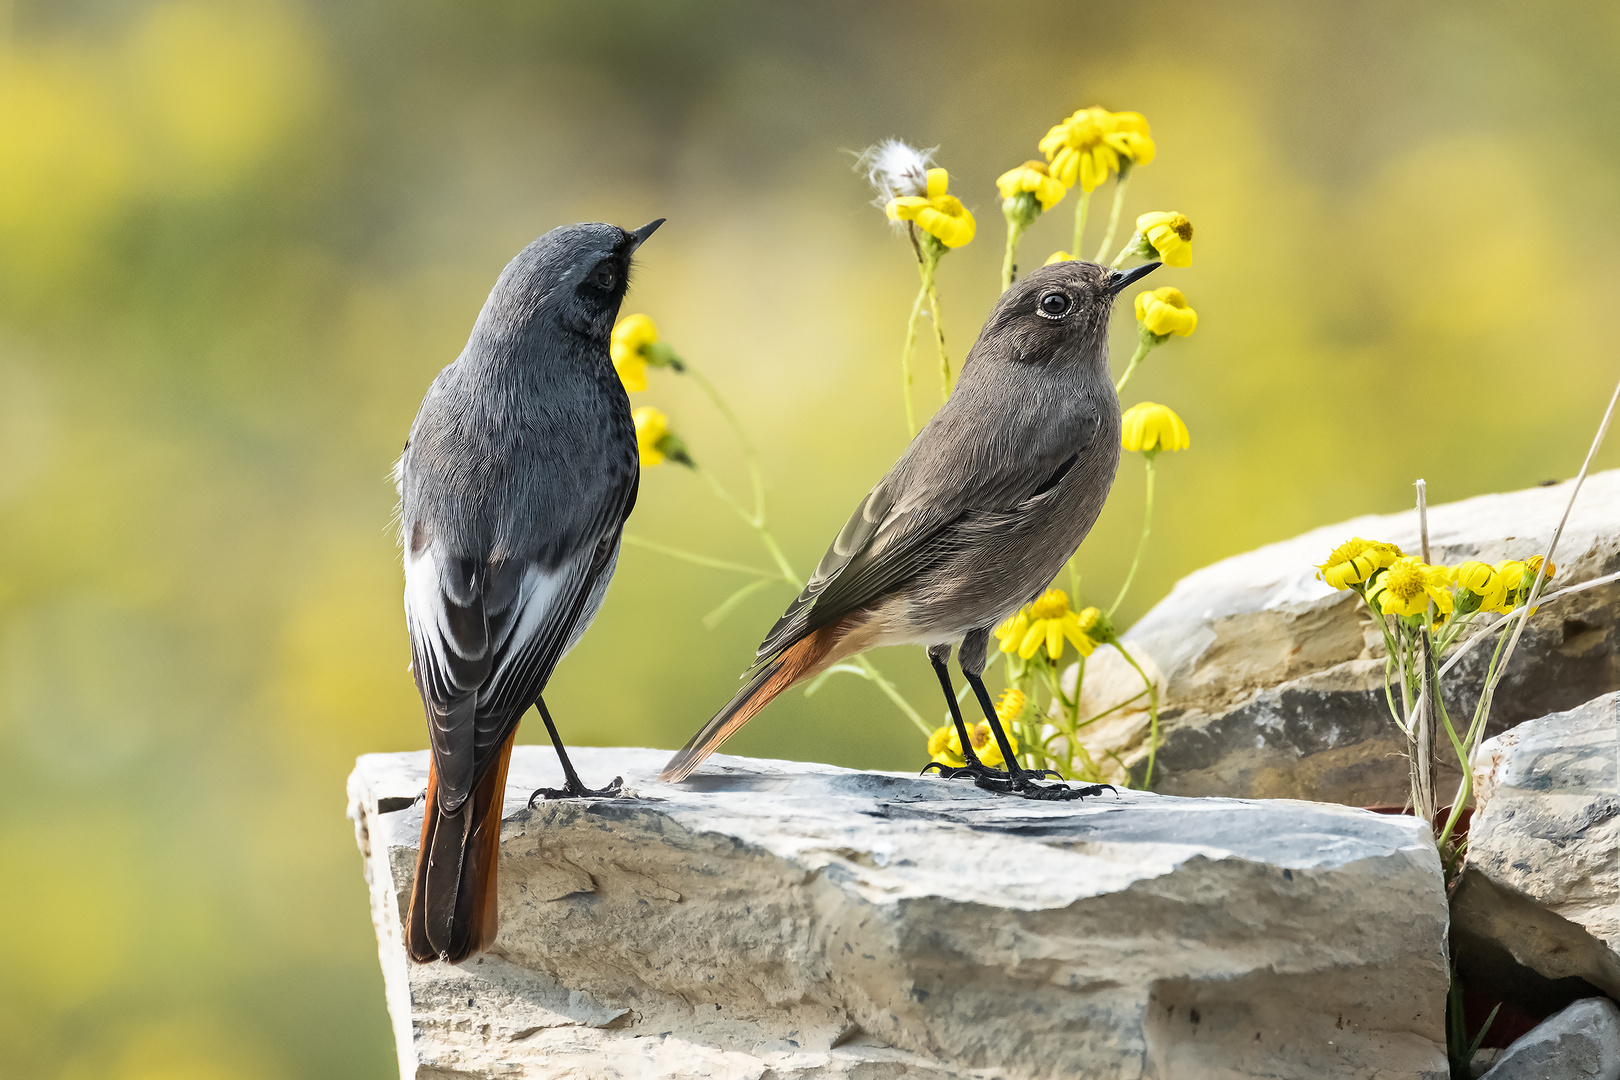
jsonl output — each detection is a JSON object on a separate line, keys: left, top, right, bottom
{"left": 406, "top": 729, "right": 516, "bottom": 964}
{"left": 659, "top": 624, "right": 849, "bottom": 783}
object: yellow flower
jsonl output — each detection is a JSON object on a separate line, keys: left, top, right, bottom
{"left": 995, "top": 588, "right": 1099, "bottom": 661}
{"left": 631, "top": 404, "right": 670, "bottom": 466}
{"left": 995, "top": 686, "right": 1026, "bottom": 725}
{"left": 886, "top": 168, "right": 976, "bottom": 248}
{"left": 927, "top": 723, "right": 964, "bottom": 769}
{"left": 1367, "top": 556, "right": 1454, "bottom": 618}
{"left": 610, "top": 313, "right": 659, "bottom": 392}
{"left": 1489, "top": 556, "right": 1556, "bottom": 612}
{"left": 1318, "top": 538, "right": 1404, "bottom": 590}
{"left": 1044, "top": 251, "right": 1074, "bottom": 265}
{"left": 968, "top": 718, "right": 1017, "bottom": 768}
{"left": 1120, "top": 402, "right": 1190, "bottom": 455}
{"left": 1453, "top": 560, "right": 1507, "bottom": 612}
{"left": 1038, "top": 108, "right": 1156, "bottom": 192}
{"left": 1135, "top": 211, "right": 1194, "bottom": 267}
{"left": 996, "top": 160, "right": 1066, "bottom": 211}
{"left": 1134, "top": 286, "right": 1198, "bottom": 338}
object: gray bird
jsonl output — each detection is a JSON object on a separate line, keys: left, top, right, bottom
{"left": 659, "top": 259, "right": 1159, "bottom": 797}
{"left": 397, "top": 219, "right": 662, "bottom": 964}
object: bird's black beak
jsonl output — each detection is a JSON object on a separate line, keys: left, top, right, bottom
{"left": 1107, "top": 262, "right": 1161, "bottom": 294}
{"left": 627, "top": 218, "right": 665, "bottom": 252}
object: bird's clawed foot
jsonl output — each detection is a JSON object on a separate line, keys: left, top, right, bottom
{"left": 527, "top": 775, "right": 624, "bottom": 806}
{"left": 921, "top": 759, "right": 1115, "bottom": 802}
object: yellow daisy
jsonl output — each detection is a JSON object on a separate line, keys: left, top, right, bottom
{"left": 996, "top": 160, "right": 1066, "bottom": 211}
{"left": 1134, "top": 286, "right": 1198, "bottom": 338}
{"left": 1317, "top": 538, "right": 1404, "bottom": 590}
{"left": 1367, "top": 557, "right": 1454, "bottom": 618}
{"left": 610, "top": 313, "right": 659, "bottom": 392}
{"left": 1039, "top": 108, "right": 1156, "bottom": 192}
{"left": 995, "top": 588, "right": 1099, "bottom": 661}
{"left": 1120, "top": 402, "right": 1190, "bottom": 454}
{"left": 1135, "top": 211, "right": 1194, "bottom": 267}
{"left": 886, "top": 167, "right": 976, "bottom": 248}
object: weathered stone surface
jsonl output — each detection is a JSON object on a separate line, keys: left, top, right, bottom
{"left": 1450, "top": 866, "right": 1620, "bottom": 1021}
{"left": 1072, "top": 470, "right": 1620, "bottom": 804}
{"left": 1479, "top": 997, "right": 1620, "bottom": 1080}
{"left": 350, "top": 746, "right": 1450, "bottom": 1080}
{"left": 1471, "top": 692, "right": 1620, "bottom": 953}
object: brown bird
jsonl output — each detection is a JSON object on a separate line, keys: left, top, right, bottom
{"left": 659, "top": 259, "right": 1158, "bottom": 797}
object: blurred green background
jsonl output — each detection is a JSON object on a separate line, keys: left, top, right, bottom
{"left": 3, "top": 0, "right": 1618, "bottom": 1074}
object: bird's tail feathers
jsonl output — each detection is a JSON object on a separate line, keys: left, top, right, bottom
{"left": 659, "top": 625, "right": 845, "bottom": 783}
{"left": 406, "top": 729, "right": 516, "bottom": 964}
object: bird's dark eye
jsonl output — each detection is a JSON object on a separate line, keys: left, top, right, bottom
{"left": 591, "top": 264, "right": 618, "bottom": 291}
{"left": 1039, "top": 291, "right": 1071, "bottom": 318}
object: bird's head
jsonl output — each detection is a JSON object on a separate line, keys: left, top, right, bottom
{"left": 983, "top": 260, "right": 1160, "bottom": 368}
{"left": 480, "top": 219, "right": 664, "bottom": 345}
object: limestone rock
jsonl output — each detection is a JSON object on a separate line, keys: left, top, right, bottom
{"left": 349, "top": 746, "right": 1451, "bottom": 1079}
{"left": 1070, "top": 470, "right": 1620, "bottom": 804}
{"left": 1470, "top": 692, "right": 1620, "bottom": 954}
{"left": 1479, "top": 997, "right": 1620, "bottom": 1080}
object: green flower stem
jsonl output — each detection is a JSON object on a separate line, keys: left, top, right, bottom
{"left": 900, "top": 279, "right": 925, "bottom": 438}
{"left": 1001, "top": 218, "right": 1025, "bottom": 293}
{"left": 621, "top": 534, "right": 781, "bottom": 579}
{"left": 693, "top": 465, "right": 798, "bottom": 585}
{"left": 853, "top": 654, "right": 932, "bottom": 735}
{"left": 1092, "top": 167, "right": 1133, "bottom": 264}
{"left": 1076, "top": 686, "right": 1149, "bottom": 730}
{"left": 679, "top": 361, "right": 766, "bottom": 521}
{"left": 1109, "top": 639, "right": 1160, "bottom": 788}
{"left": 1114, "top": 340, "right": 1153, "bottom": 394}
{"left": 1108, "top": 238, "right": 1141, "bottom": 271}
{"left": 1071, "top": 188, "right": 1091, "bottom": 257}
{"left": 922, "top": 258, "right": 950, "bottom": 397}
{"left": 1108, "top": 456, "right": 1156, "bottom": 617}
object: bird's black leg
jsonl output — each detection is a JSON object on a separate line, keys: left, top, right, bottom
{"left": 920, "top": 643, "right": 1007, "bottom": 783}
{"left": 527, "top": 695, "right": 623, "bottom": 804}
{"left": 959, "top": 630, "right": 1115, "bottom": 803}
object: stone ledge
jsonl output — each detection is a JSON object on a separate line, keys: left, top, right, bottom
{"left": 349, "top": 746, "right": 1451, "bottom": 1079}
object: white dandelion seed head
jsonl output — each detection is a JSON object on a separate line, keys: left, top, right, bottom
{"left": 855, "top": 139, "right": 936, "bottom": 207}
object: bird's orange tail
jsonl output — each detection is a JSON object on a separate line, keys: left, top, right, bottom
{"left": 406, "top": 729, "right": 516, "bottom": 964}
{"left": 659, "top": 624, "right": 847, "bottom": 783}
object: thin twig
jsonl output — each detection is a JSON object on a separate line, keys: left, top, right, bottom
{"left": 1469, "top": 372, "right": 1620, "bottom": 767}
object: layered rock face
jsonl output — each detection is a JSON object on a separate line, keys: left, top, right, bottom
{"left": 1470, "top": 691, "right": 1620, "bottom": 954}
{"left": 349, "top": 747, "right": 1450, "bottom": 1080}
{"left": 1071, "top": 470, "right": 1620, "bottom": 805}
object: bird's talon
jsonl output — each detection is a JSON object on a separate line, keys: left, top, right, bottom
{"left": 527, "top": 775, "right": 624, "bottom": 806}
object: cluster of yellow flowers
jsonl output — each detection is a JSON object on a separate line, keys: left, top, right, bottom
{"left": 927, "top": 687, "right": 1025, "bottom": 769}
{"left": 995, "top": 588, "right": 1108, "bottom": 662}
{"left": 1317, "top": 537, "right": 1556, "bottom": 620}
{"left": 610, "top": 314, "right": 691, "bottom": 467}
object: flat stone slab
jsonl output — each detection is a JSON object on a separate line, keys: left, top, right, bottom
{"left": 350, "top": 747, "right": 1450, "bottom": 1079}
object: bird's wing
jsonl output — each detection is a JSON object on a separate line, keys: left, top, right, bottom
{"left": 755, "top": 395, "right": 1100, "bottom": 661}
{"left": 406, "top": 478, "right": 635, "bottom": 812}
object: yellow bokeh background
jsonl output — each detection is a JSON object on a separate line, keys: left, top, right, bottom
{"left": 2, "top": 1, "right": 1617, "bottom": 1074}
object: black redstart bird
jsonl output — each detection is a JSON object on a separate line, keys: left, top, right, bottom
{"left": 397, "top": 219, "right": 662, "bottom": 964}
{"left": 660, "top": 259, "right": 1159, "bottom": 799}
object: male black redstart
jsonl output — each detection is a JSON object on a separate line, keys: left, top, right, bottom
{"left": 660, "top": 259, "right": 1159, "bottom": 799}
{"left": 397, "top": 219, "right": 662, "bottom": 964}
